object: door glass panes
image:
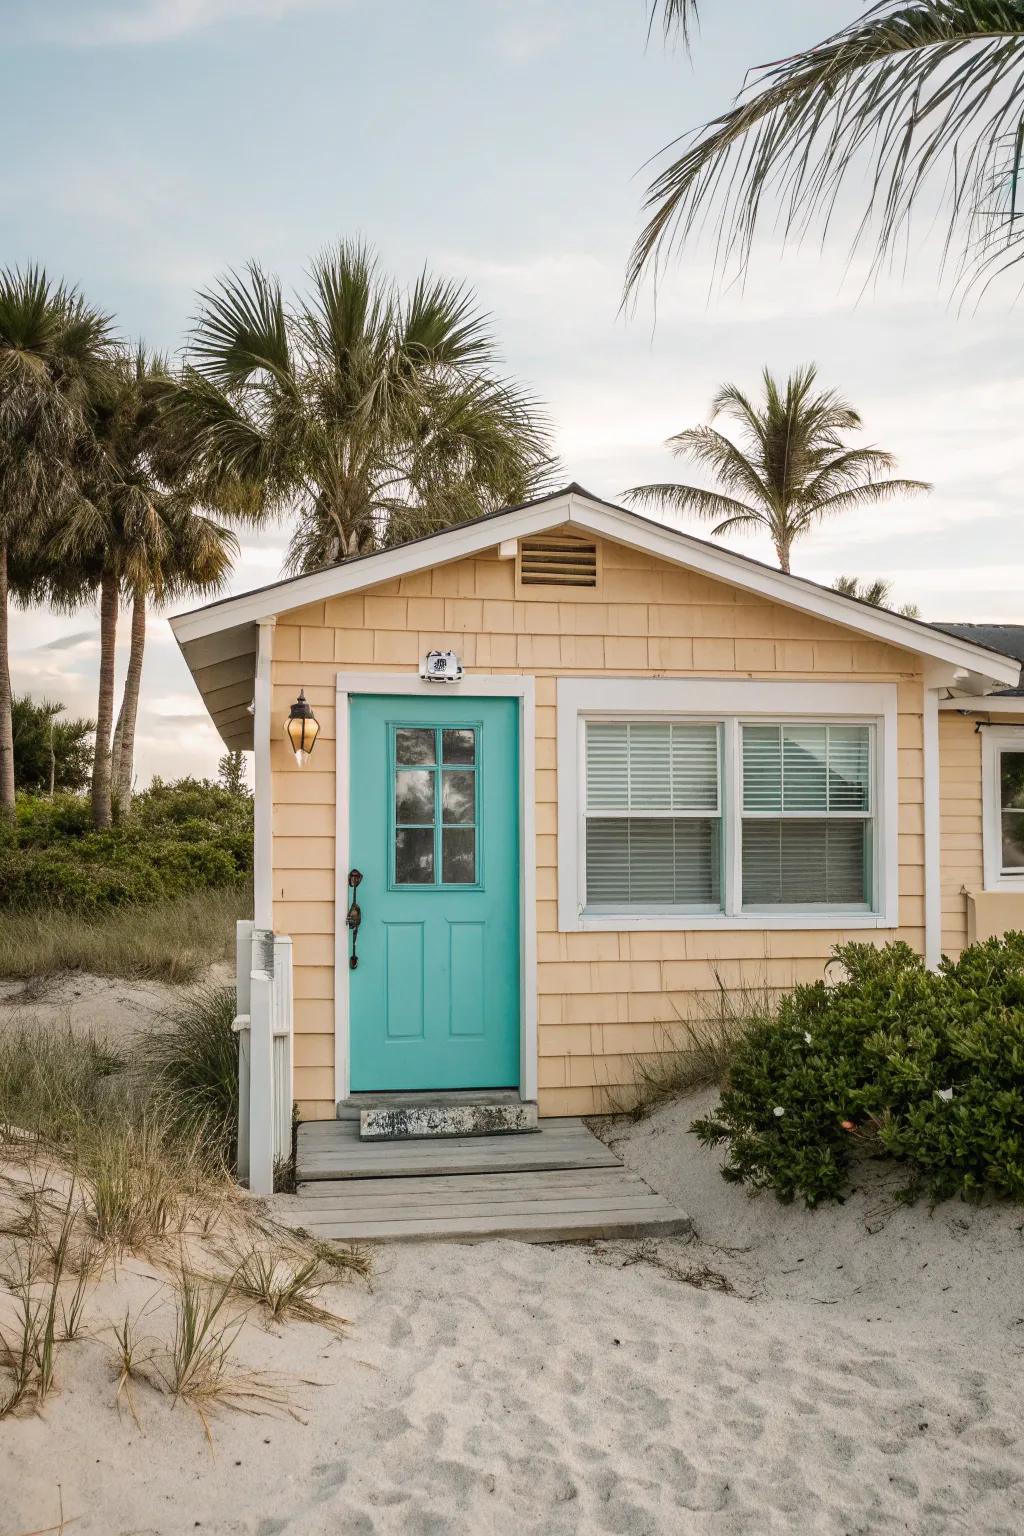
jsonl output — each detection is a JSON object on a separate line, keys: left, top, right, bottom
{"left": 395, "top": 770, "right": 434, "bottom": 824}
{"left": 1000, "top": 751, "right": 1024, "bottom": 871}
{"left": 393, "top": 725, "right": 478, "bottom": 885}
{"left": 396, "top": 728, "right": 436, "bottom": 765}
{"left": 395, "top": 827, "right": 434, "bottom": 883}
{"left": 442, "top": 771, "right": 475, "bottom": 824}
{"left": 442, "top": 729, "right": 475, "bottom": 764}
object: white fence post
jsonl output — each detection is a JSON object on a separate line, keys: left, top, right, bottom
{"left": 233, "top": 920, "right": 254, "bottom": 1185}
{"left": 248, "top": 926, "right": 276, "bottom": 1197}
{"left": 271, "top": 934, "right": 294, "bottom": 1168}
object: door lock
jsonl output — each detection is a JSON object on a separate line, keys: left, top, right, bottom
{"left": 346, "top": 868, "right": 363, "bottom": 970}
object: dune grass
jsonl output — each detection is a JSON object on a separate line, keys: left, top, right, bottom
{"left": 613, "top": 981, "right": 779, "bottom": 1121}
{"left": 135, "top": 985, "right": 239, "bottom": 1168}
{"left": 0, "top": 884, "right": 252, "bottom": 985}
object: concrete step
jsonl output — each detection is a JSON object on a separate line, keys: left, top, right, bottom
{"left": 358, "top": 1097, "right": 539, "bottom": 1141}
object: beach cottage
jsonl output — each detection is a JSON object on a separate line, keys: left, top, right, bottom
{"left": 169, "top": 485, "right": 1023, "bottom": 1142}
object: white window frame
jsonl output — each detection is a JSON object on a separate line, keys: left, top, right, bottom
{"left": 981, "top": 725, "right": 1024, "bottom": 890}
{"left": 557, "top": 678, "right": 899, "bottom": 933}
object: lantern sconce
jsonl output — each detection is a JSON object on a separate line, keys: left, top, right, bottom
{"left": 286, "top": 689, "right": 320, "bottom": 765}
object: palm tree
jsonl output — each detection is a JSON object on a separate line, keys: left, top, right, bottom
{"left": 103, "top": 351, "right": 237, "bottom": 807}
{"left": 0, "top": 268, "right": 113, "bottom": 820}
{"left": 833, "top": 574, "right": 921, "bottom": 618}
{"left": 111, "top": 503, "right": 236, "bottom": 807}
{"left": 625, "top": 365, "right": 930, "bottom": 572}
{"left": 173, "top": 241, "right": 554, "bottom": 572}
{"left": 630, "top": 3, "right": 1024, "bottom": 299}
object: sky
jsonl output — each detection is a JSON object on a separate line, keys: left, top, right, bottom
{"left": 4, "top": 0, "right": 1018, "bottom": 784}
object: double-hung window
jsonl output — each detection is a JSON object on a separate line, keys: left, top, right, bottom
{"left": 982, "top": 727, "right": 1024, "bottom": 887}
{"left": 584, "top": 721, "right": 722, "bottom": 912}
{"left": 740, "top": 724, "right": 873, "bottom": 910}
{"left": 573, "top": 704, "right": 882, "bottom": 925}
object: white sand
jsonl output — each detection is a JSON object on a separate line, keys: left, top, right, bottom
{"left": 0, "top": 966, "right": 233, "bottom": 1047}
{"left": 4, "top": 1089, "right": 1024, "bottom": 1534}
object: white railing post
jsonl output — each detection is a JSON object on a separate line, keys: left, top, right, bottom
{"left": 233, "top": 920, "right": 254, "bottom": 1184}
{"left": 248, "top": 927, "right": 276, "bottom": 1197}
{"left": 271, "top": 934, "right": 294, "bottom": 1167}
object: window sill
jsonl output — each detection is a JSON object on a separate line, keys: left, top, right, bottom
{"left": 568, "top": 910, "right": 894, "bottom": 933}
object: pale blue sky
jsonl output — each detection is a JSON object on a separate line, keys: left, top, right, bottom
{"left": 6, "top": 1, "right": 1019, "bottom": 781}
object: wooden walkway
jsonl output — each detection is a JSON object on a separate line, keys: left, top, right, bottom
{"left": 282, "top": 1117, "right": 690, "bottom": 1244}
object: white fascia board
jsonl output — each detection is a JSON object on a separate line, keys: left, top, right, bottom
{"left": 564, "top": 497, "right": 1021, "bottom": 688}
{"left": 168, "top": 495, "right": 576, "bottom": 645}
{"left": 939, "top": 695, "right": 1024, "bottom": 714}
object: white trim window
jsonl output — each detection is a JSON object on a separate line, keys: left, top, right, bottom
{"left": 982, "top": 725, "right": 1024, "bottom": 889}
{"left": 739, "top": 724, "right": 873, "bottom": 911}
{"left": 557, "top": 678, "right": 899, "bottom": 933}
{"left": 584, "top": 721, "right": 723, "bottom": 914}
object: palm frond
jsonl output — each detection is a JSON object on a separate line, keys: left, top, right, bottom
{"left": 806, "top": 476, "right": 932, "bottom": 516}
{"left": 189, "top": 263, "right": 293, "bottom": 390}
{"left": 647, "top": 0, "right": 700, "bottom": 46}
{"left": 627, "top": 1, "right": 1024, "bottom": 299}
{"left": 624, "top": 481, "right": 761, "bottom": 525}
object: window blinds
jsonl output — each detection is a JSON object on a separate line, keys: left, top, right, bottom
{"left": 586, "top": 722, "right": 720, "bottom": 812}
{"left": 741, "top": 724, "right": 871, "bottom": 907}
{"left": 584, "top": 722, "right": 721, "bottom": 909}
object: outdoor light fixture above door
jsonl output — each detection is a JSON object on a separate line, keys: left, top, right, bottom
{"left": 286, "top": 690, "right": 320, "bottom": 764}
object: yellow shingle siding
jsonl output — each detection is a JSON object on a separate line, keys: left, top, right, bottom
{"left": 270, "top": 529, "right": 925, "bottom": 1119}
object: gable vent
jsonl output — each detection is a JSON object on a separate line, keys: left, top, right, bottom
{"left": 518, "top": 535, "right": 598, "bottom": 588}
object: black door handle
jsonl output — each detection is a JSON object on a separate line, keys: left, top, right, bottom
{"left": 347, "top": 868, "right": 362, "bottom": 969}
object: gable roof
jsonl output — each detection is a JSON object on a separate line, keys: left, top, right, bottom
{"left": 169, "top": 484, "right": 1021, "bottom": 750}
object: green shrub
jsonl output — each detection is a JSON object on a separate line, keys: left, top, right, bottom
{"left": 0, "top": 779, "right": 253, "bottom": 917}
{"left": 692, "top": 936, "right": 1024, "bottom": 1207}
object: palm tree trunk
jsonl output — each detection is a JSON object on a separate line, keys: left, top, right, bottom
{"left": 0, "top": 542, "right": 15, "bottom": 820}
{"left": 112, "top": 589, "right": 146, "bottom": 810}
{"left": 775, "top": 539, "right": 792, "bottom": 574}
{"left": 91, "top": 574, "right": 118, "bottom": 831}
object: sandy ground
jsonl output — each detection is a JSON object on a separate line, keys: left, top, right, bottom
{"left": 0, "top": 966, "right": 233, "bottom": 1047}
{"left": 2, "top": 994, "right": 1023, "bottom": 1536}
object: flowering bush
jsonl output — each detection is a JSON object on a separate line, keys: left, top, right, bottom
{"left": 692, "top": 936, "right": 1024, "bottom": 1206}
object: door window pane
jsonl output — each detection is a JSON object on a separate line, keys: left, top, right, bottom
{"left": 442, "top": 728, "right": 475, "bottom": 764}
{"left": 395, "top": 827, "right": 434, "bottom": 883}
{"left": 395, "top": 769, "right": 434, "bottom": 824}
{"left": 442, "top": 828, "right": 476, "bottom": 883}
{"left": 441, "top": 770, "right": 475, "bottom": 824}
{"left": 396, "top": 728, "right": 436, "bottom": 765}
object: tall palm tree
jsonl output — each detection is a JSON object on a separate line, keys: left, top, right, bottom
{"left": 630, "top": 3, "right": 1024, "bottom": 299}
{"left": 173, "top": 241, "right": 554, "bottom": 572}
{"left": 833, "top": 573, "right": 921, "bottom": 617}
{"left": 111, "top": 503, "right": 236, "bottom": 806}
{"left": 625, "top": 365, "right": 930, "bottom": 572}
{"left": 0, "top": 268, "right": 113, "bottom": 819}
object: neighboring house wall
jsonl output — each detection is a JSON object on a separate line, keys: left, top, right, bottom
{"left": 939, "top": 705, "right": 1024, "bottom": 954}
{"left": 939, "top": 710, "right": 983, "bottom": 956}
{"left": 269, "top": 529, "right": 926, "bottom": 1120}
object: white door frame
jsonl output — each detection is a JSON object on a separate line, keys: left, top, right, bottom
{"left": 334, "top": 672, "right": 537, "bottom": 1104}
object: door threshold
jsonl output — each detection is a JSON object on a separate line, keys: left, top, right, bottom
{"left": 336, "top": 1090, "right": 539, "bottom": 1141}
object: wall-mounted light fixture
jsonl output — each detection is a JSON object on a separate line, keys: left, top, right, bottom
{"left": 286, "top": 690, "right": 320, "bottom": 764}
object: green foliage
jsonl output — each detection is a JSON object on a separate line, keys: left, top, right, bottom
{"left": 136, "top": 985, "right": 239, "bottom": 1168}
{"left": 0, "top": 777, "right": 252, "bottom": 917}
{"left": 217, "top": 749, "right": 249, "bottom": 797}
{"left": 12, "top": 694, "right": 94, "bottom": 793}
{"left": 693, "top": 936, "right": 1024, "bottom": 1207}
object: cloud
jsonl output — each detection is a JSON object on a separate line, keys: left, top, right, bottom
{"left": 36, "top": 630, "right": 96, "bottom": 653}
{"left": 49, "top": 0, "right": 339, "bottom": 46}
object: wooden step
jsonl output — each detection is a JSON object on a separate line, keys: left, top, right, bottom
{"left": 281, "top": 1166, "right": 690, "bottom": 1244}
{"left": 358, "top": 1099, "right": 538, "bottom": 1141}
{"left": 296, "top": 1116, "right": 617, "bottom": 1183}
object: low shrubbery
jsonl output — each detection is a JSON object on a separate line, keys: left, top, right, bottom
{"left": 0, "top": 779, "right": 253, "bottom": 917}
{"left": 693, "top": 936, "right": 1024, "bottom": 1207}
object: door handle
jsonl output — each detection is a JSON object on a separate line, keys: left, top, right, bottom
{"left": 347, "top": 868, "right": 363, "bottom": 970}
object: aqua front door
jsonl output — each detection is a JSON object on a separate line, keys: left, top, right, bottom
{"left": 347, "top": 694, "right": 520, "bottom": 1092}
